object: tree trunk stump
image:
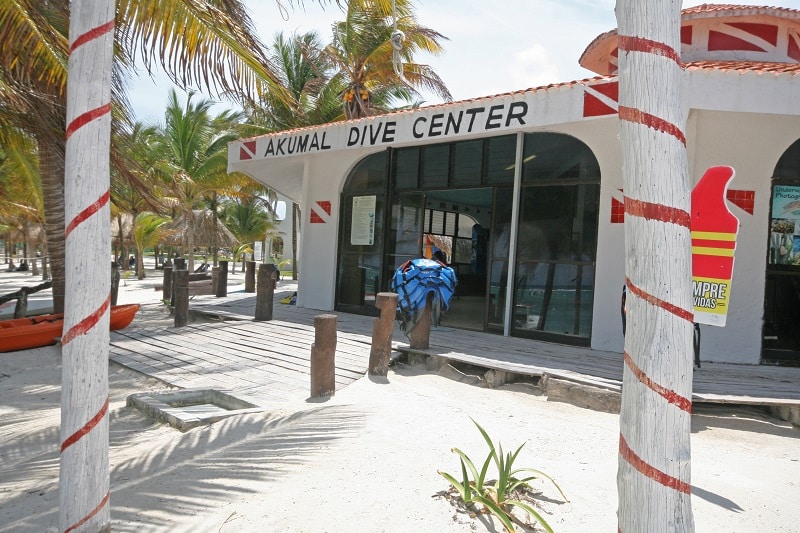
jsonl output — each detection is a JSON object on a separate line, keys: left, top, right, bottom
{"left": 245, "top": 261, "right": 256, "bottom": 293}
{"left": 215, "top": 260, "right": 228, "bottom": 297}
{"left": 174, "top": 268, "right": 189, "bottom": 327}
{"left": 368, "top": 292, "right": 398, "bottom": 376}
{"left": 255, "top": 263, "right": 278, "bottom": 321}
{"left": 409, "top": 293, "right": 433, "bottom": 350}
{"left": 310, "top": 314, "right": 337, "bottom": 398}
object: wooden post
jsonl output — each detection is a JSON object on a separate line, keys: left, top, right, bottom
{"left": 409, "top": 293, "right": 433, "bottom": 350}
{"left": 174, "top": 268, "right": 189, "bottom": 327}
{"left": 162, "top": 265, "right": 173, "bottom": 302}
{"left": 215, "top": 260, "right": 228, "bottom": 297}
{"left": 13, "top": 289, "right": 28, "bottom": 318}
{"left": 310, "top": 314, "right": 337, "bottom": 398}
{"left": 211, "top": 265, "right": 220, "bottom": 294}
{"left": 368, "top": 292, "right": 398, "bottom": 376}
{"left": 245, "top": 260, "right": 256, "bottom": 293}
{"left": 255, "top": 263, "right": 278, "bottom": 321}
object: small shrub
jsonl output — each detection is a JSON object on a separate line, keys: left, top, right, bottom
{"left": 438, "top": 419, "right": 567, "bottom": 533}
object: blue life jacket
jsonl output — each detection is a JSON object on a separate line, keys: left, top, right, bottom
{"left": 390, "top": 258, "right": 457, "bottom": 334}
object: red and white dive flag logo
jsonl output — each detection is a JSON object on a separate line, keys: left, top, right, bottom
{"left": 691, "top": 166, "right": 739, "bottom": 327}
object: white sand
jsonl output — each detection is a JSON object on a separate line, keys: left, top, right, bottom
{"left": 1, "top": 270, "right": 799, "bottom": 532}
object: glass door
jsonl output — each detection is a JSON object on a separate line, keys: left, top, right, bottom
{"left": 763, "top": 183, "right": 800, "bottom": 365}
{"left": 385, "top": 192, "right": 425, "bottom": 280}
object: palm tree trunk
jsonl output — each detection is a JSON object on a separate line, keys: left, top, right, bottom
{"left": 38, "top": 131, "right": 67, "bottom": 313}
{"left": 60, "top": 1, "right": 114, "bottom": 530}
{"left": 186, "top": 210, "right": 196, "bottom": 272}
{"left": 616, "top": 1, "right": 694, "bottom": 531}
{"left": 41, "top": 240, "right": 50, "bottom": 280}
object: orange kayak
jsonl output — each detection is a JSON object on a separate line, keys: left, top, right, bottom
{"left": 0, "top": 304, "right": 140, "bottom": 353}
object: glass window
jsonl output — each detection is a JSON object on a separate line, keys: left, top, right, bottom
{"left": 491, "top": 188, "right": 513, "bottom": 260}
{"left": 452, "top": 140, "right": 483, "bottom": 186}
{"left": 514, "top": 263, "right": 594, "bottom": 338}
{"left": 339, "top": 194, "right": 385, "bottom": 253}
{"left": 488, "top": 259, "right": 509, "bottom": 327}
{"left": 485, "top": 135, "right": 515, "bottom": 185}
{"left": 347, "top": 152, "right": 388, "bottom": 192}
{"left": 774, "top": 138, "right": 800, "bottom": 180}
{"left": 395, "top": 148, "right": 419, "bottom": 189}
{"left": 337, "top": 253, "right": 382, "bottom": 306}
{"left": 458, "top": 213, "right": 478, "bottom": 239}
{"left": 517, "top": 186, "right": 571, "bottom": 261}
{"left": 389, "top": 193, "right": 423, "bottom": 258}
{"left": 453, "top": 237, "right": 473, "bottom": 264}
{"left": 421, "top": 144, "right": 450, "bottom": 188}
{"left": 522, "top": 133, "right": 601, "bottom": 183}
{"left": 428, "top": 209, "right": 444, "bottom": 234}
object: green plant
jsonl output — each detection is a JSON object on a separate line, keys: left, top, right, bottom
{"left": 438, "top": 419, "right": 567, "bottom": 533}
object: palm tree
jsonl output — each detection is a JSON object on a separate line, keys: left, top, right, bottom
{"left": 223, "top": 195, "right": 277, "bottom": 269}
{"left": 248, "top": 30, "right": 346, "bottom": 130}
{"left": 155, "top": 89, "right": 245, "bottom": 272}
{"left": 111, "top": 121, "right": 166, "bottom": 277}
{"left": 132, "top": 212, "right": 170, "bottom": 278}
{"left": 0, "top": 0, "right": 290, "bottom": 313}
{"left": 0, "top": 125, "right": 45, "bottom": 277}
{"left": 322, "top": 0, "right": 452, "bottom": 119}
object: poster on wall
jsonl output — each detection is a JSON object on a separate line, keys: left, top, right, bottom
{"left": 691, "top": 166, "right": 739, "bottom": 327}
{"left": 351, "top": 195, "right": 376, "bottom": 245}
{"left": 769, "top": 185, "right": 800, "bottom": 266}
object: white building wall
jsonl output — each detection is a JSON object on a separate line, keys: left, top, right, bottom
{"left": 686, "top": 110, "right": 800, "bottom": 364}
{"left": 297, "top": 150, "right": 383, "bottom": 310}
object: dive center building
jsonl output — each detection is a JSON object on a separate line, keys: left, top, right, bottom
{"left": 228, "top": 4, "right": 800, "bottom": 366}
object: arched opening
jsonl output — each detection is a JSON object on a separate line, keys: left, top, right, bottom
{"left": 763, "top": 138, "right": 800, "bottom": 365}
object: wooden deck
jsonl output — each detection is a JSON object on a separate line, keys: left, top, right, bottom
{"left": 110, "top": 318, "right": 375, "bottom": 405}
{"left": 109, "top": 291, "right": 800, "bottom": 416}
{"left": 397, "top": 327, "right": 800, "bottom": 407}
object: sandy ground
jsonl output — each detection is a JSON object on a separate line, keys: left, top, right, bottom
{"left": 1, "top": 268, "right": 799, "bottom": 532}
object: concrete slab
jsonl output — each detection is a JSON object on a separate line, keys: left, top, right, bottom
{"left": 127, "top": 388, "right": 266, "bottom": 431}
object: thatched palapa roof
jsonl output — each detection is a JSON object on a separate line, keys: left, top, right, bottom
{"left": 161, "top": 209, "right": 239, "bottom": 249}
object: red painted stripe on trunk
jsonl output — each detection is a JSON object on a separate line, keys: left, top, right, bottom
{"left": 61, "top": 296, "right": 110, "bottom": 345}
{"left": 626, "top": 277, "right": 694, "bottom": 323}
{"left": 61, "top": 397, "right": 109, "bottom": 453}
{"left": 619, "top": 434, "right": 691, "bottom": 494}
{"left": 619, "top": 106, "right": 686, "bottom": 145}
{"left": 63, "top": 490, "right": 110, "bottom": 533}
{"left": 66, "top": 103, "right": 111, "bottom": 140}
{"left": 69, "top": 20, "right": 115, "bottom": 53}
{"left": 624, "top": 351, "right": 692, "bottom": 412}
{"left": 624, "top": 196, "right": 691, "bottom": 228}
{"left": 65, "top": 190, "right": 110, "bottom": 237}
{"left": 618, "top": 35, "right": 681, "bottom": 65}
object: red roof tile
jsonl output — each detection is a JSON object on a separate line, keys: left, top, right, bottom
{"left": 681, "top": 4, "right": 800, "bottom": 18}
{"left": 685, "top": 59, "right": 800, "bottom": 74}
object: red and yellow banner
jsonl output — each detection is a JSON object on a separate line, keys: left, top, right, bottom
{"left": 691, "top": 166, "right": 739, "bottom": 327}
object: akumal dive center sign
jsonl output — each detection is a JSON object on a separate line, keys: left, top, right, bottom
{"left": 258, "top": 101, "right": 530, "bottom": 158}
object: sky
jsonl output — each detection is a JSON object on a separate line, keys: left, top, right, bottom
{"left": 127, "top": 0, "right": 800, "bottom": 124}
